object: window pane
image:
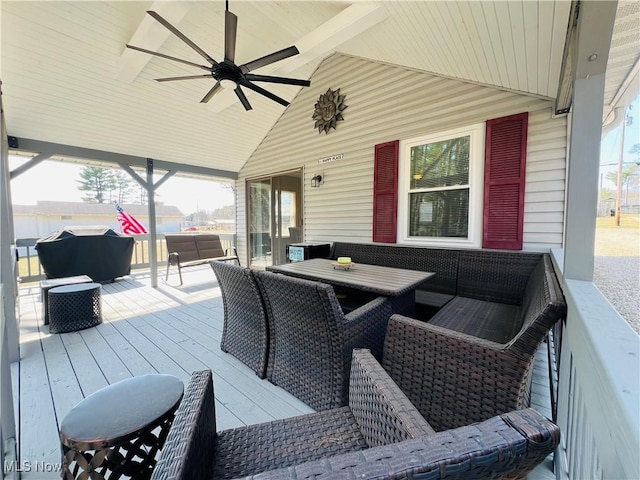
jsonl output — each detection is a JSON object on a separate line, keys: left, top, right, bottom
{"left": 409, "top": 190, "right": 469, "bottom": 238}
{"left": 410, "top": 136, "right": 470, "bottom": 189}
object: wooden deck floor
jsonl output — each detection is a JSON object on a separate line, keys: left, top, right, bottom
{"left": 12, "top": 265, "right": 554, "bottom": 479}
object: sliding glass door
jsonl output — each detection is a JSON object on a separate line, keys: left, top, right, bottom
{"left": 247, "top": 170, "right": 302, "bottom": 268}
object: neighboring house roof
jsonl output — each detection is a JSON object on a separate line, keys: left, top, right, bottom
{"left": 13, "top": 201, "right": 183, "bottom": 217}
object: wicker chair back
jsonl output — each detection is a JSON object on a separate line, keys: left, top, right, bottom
{"left": 254, "top": 270, "right": 350, "bottom": 410}
{"left": 254, "top": 270, "right": 393, "bottom": 411}
{"left": 210, "top": 261, "right": 269, "bottom": 378}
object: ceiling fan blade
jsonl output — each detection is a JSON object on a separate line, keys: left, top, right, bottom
{"left": 244, "top": 74, "right": 310, "bottom": 87}
{"left": 240, "top": 46, "right": 300, "bottom": 73}
{"left": 241, "top": 80, "right": 289, "bottom": 107}
{"left": 235, "top": 86, "right": 252, "bottom": 111}
{"left": 126, "top": 44, "right": 212, "bottom": 72}
{"left": 147, "top": 10, "right": 218, "bottom": 66}
{"left": 225, "top": 10, "right": 238, "bottom": 63}
{"left": 200, "top": 82, "right": 222, "bottom": 103}
{"left": 155, "top": 74, "right": 212, "bottom": 82}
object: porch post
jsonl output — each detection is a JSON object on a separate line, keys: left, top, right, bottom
{"left": 120, "top": 161, "right": 175, "bottom": 289}
{"left": 563, "top": 1, "right": 617, "bottom": 281}
{"left": 0, "top": 84, "right": 18, "bottom": 480}
{"left": 563, "top": 75, "right": 607, "bottom": 281}
{"left": 147, "top": 159, "right": 159, "bottom": 288}
{"left": 0, "top": 84, "right": 19, "bottom": 362}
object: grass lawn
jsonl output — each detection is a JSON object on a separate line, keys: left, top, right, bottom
{"left": 595, "top": 214, "right": 640, "bottom": 257}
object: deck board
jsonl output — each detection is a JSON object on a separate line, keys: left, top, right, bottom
{"left": 14, "top": 266, "right": 313, "bottom": 479}
{"left": 13, "top": 265, "right": 554, "bottom": 479}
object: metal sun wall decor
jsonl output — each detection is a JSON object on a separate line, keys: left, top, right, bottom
{"left": 312, "top": 88, "right": 347, "bottom": 134}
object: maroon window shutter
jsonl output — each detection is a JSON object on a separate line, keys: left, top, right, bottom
{"left": 373, "top": 140, "right": 399, "bottom": 243}
{"left": 483, "top": 112, "right": 528, "bottom": 250}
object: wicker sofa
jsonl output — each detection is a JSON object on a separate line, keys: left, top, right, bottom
{"left": 330, "top": 243, "right": 566, "bottom": 344}
{"left": 150, "top": 349, "right": 560, "bottom": 480}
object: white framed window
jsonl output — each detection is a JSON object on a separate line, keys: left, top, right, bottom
{"left": 397, "top": 123, "right": 485, "bottom": 247}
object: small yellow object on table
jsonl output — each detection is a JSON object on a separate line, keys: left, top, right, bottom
{"left": 333, "top": 257, "right": 353, "bottom": 270}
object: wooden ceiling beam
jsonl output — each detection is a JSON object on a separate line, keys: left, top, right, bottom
{"left": 117, "top": 2, "right": 191, "bottom": 84}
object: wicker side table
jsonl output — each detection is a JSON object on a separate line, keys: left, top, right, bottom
{"left": 40, "top": 275, "right": 92, "bottom": 325}
{"left": 48, "top": 283, "right": 102, "bottom": 334}
{"left": 60, "top": 374, "right": 184, "bottom": 480}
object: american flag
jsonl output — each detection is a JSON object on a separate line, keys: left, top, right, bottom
{"left": 115, "top": 202, "right": 148, "bottom": 235}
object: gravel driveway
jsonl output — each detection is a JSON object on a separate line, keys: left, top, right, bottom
{"left": 593, "top": 216, "right": 640, "bottom": 335}
{"left": 594, "top": 256, "right": 639, "bottom": 333}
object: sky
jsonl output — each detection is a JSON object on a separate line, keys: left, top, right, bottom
{"left": 9, "top": 156, "right": 235, "bottom": 215}
{"left": 599, "top": 93, "right": 640, "bottom": 190}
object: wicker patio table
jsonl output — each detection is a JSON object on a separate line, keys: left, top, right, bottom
{"left": 266, "top": 258, "right": 434, "bottom": 315}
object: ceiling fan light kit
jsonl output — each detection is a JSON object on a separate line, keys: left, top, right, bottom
{"left": 126, "top": 1, "right": 311, "bottom": 111}
{"left": 219, "top": 78, "right": 238, "bottom": 90}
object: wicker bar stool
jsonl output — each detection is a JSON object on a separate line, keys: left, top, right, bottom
{"left": 48, "top": 283, "right": 102, "bottom": 333}
{"left": 60, "top": 374, "right": 184, "bottom": 480}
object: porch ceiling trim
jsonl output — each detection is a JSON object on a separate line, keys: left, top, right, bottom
{"left": 8, "top": 137, "right": 237, "bottom": 180}
{"left": 555, "top": 0, "right": 621, "bottom": 116}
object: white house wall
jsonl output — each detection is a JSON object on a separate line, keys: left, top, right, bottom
{"left": 236, "top": 54, "right": 567, "bottom": 264}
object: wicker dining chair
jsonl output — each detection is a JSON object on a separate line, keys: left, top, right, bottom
{"left": 150, "top": 350, "right": 561, "bottom": 480}
{"left": 210, "top": 261, "right": 269, "bottom": 378}
{"left": 253, "top": 270, "right": 393, "bottom": 411}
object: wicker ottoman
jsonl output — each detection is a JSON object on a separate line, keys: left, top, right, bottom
{"left": 40, "top": 275, "right": 93, "bottom": 325}
{"left": 48, "top": 283, "right": 102, "bottom": 334}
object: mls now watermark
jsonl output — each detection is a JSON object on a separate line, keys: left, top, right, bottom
{"left": 4, "top": 460, "right": 62, "bottom": 473}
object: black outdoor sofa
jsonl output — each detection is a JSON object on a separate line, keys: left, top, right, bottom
{"left": 329, "top": 242, "right": 566, "bottom": 345}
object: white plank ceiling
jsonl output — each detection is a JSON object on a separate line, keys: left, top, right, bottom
{"left": 1, "top": 1, "right": 637, "bottom": 176}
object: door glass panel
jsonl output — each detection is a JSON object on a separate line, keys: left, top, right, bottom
{"left": 281, "top": 191, "right": 297, "bottom": 236}
{"left": 248, "top": 170, "right": 302, "bottom": 268}
{"left": 248, "top": 179, "right": 272, "bottom": 268}
{"left": 272, "top": 173, "right": 302, "bottom": 265}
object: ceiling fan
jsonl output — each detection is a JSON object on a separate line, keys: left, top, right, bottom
{"left": 126, "top": 1, "right": 311, "bottom": 110}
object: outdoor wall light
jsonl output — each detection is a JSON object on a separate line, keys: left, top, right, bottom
{"left": 311, "top": 174, "right": 323, "bottom": 188}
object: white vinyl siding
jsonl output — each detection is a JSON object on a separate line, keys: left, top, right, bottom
{"left": 235, "top": 54, "right": 567, "bottom": 264}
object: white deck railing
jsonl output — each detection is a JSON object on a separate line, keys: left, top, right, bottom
{"left": 16, "top": 233, "right": 237, "bottom": 283}
{"left": 552, "top": 251, "right": 639, "bottom": 479}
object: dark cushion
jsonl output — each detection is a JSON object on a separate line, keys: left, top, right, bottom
{"left": 429, "top": 296, "right": 522, "bottom": 344}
